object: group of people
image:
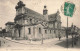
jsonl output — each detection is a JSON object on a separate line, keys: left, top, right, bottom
{"left": 58, "top": 34, "right": 80, "bottom": 45}
{"left": 73, "top": 35, "right": 79, "bottom": 45}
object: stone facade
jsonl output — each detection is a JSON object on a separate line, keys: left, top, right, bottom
{"left": 5, "top": 1, "right": 62, "bottom": 40}
{"left": 60, "top": 27, "right": 66, "bottom": 37}
{"left": 5, "top": 22, "right": 15, "bottom": 37}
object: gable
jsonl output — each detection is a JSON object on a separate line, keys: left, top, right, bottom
{"left": 48, "top": 13, "right": 57, "bottom": 21}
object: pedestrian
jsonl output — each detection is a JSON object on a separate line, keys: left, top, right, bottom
{"left": 59, "top": 35, "right": 61, "bottom": 41}
{"left": 74, "top": 37, "right": 77, "bottom": 45}
{"left": 76, "top": 35, "right": 79, "bottom": 45}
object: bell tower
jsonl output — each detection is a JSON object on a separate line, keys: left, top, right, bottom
{"left": 15, "top": 0, "right": 25, "bottom": 15}
{"left": 43, "top": 6, "right": 48, "bottom": 15}
{"left": 43, "top": 5, "right": 48, "bottom": 21}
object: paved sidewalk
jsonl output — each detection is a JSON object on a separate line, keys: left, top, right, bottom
{"left": 5, "top": 37, "right": 55, "bottom": 45}
{"left": 0, "top": 36, "right": 73, "bottom": 48}
{"left": 5, "top": 36, "right": 72, "bottom": 45}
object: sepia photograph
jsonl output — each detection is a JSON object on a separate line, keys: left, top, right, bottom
{"left": 0, "top": 0, "right": 80, "bottom": 51}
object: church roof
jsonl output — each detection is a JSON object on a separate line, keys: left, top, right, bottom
{"left": 24, "top": 7, "right": 46, "bottom": 21}
{"left": 48, "top": 13, "right": 57, "bottom": 17}
{"left": 48, "top": 10, "right": 61, "bottom": 22}
{"left": 48, "top": 13, "right": 57, "bottom": 21}
{"left": 5, "top": 22, "right": 15, "bottom": 25}
{"left": 15, "top": 1, "right": 60, "bottom": 22}
{"left": 15, "top": 1, "right": 46, "bottom": 21}
{"left": 14, "top": 7, "right": 46, "bottom": 21}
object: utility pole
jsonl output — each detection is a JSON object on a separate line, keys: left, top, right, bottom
{"left": 71, "top": 23, "right": 74, "bottom": 47}
{"left": 72, "top": 32, "right": 74, "bottom": 47}
{"left": 66, "top": 17, "right": 68, "bottom": 48}
{"left": 61, "top": 1, "right": 75, "bottom": 48}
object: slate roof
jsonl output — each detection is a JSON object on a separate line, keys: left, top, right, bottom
{"left": 24, "top": 7, "right": 45, "bottom": 20}
{"left": 14, "top": 1, "right": 61, "bottom": 22}
{"left": 5, "top": 22, "right": 15, "bottom": 25}
{"left": 48, "top": 13, "right": 57, "bottom": 21}
{"left": 14, "top": 7, "right": 46, "bottom": 21}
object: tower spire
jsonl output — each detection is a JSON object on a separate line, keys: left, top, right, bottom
{"left": 43, "top": 5, "right": 48, "bottom": 21}
{"left": 43, "top": 5, "right": 48, "bottom": 15}
{"left": 15, "top": 0, "right": 25, "bottom": 9}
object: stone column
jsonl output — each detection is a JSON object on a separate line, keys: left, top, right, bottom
{"left": 33, "top": 26, "right": 35, "bottom": 39}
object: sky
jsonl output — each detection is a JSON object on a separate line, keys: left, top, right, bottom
{"left": 0, "top": 0, "right": 80, "bottom": 29}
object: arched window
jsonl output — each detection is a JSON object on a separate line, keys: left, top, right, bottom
{"left": 39, "top": 28, "right": 41, "bottom": 34}
{"left": 28, "top": 28, "right": 31, "bottom": 34}
{"left": 45, "top": 30, "right": 47, "bottom": 34}
{"left": 30, "top": 19, "right": 32, "bottom": 23}
{"left": 50, "top": 30, "right": 51, "bottom": 34}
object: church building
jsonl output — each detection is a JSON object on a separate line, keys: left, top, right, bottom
{"left": 6, "top": 1, "right": 62, "bottom": 40}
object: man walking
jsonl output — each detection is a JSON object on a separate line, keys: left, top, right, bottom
{"left": 58, "top": 34, "right": 61, "bottom": 41}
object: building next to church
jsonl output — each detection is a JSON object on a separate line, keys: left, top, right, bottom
{"left": 0, "top": 27, "right": 2, "bottom": 37}
{"left": 5, "top": 1, "right": 62, "bottom": 40}
{"left": 0, "top": 27, "right": 2, "bottom": 31}
{"left": 5, "top": 22, "right": 15, "bottom": 37}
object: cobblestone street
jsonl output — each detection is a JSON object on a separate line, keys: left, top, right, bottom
{"left": 0, "top": 36, "right": 79, "bottom": 49}
{"left": 0, "top": 36, "right": 80, "bottom": 51}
